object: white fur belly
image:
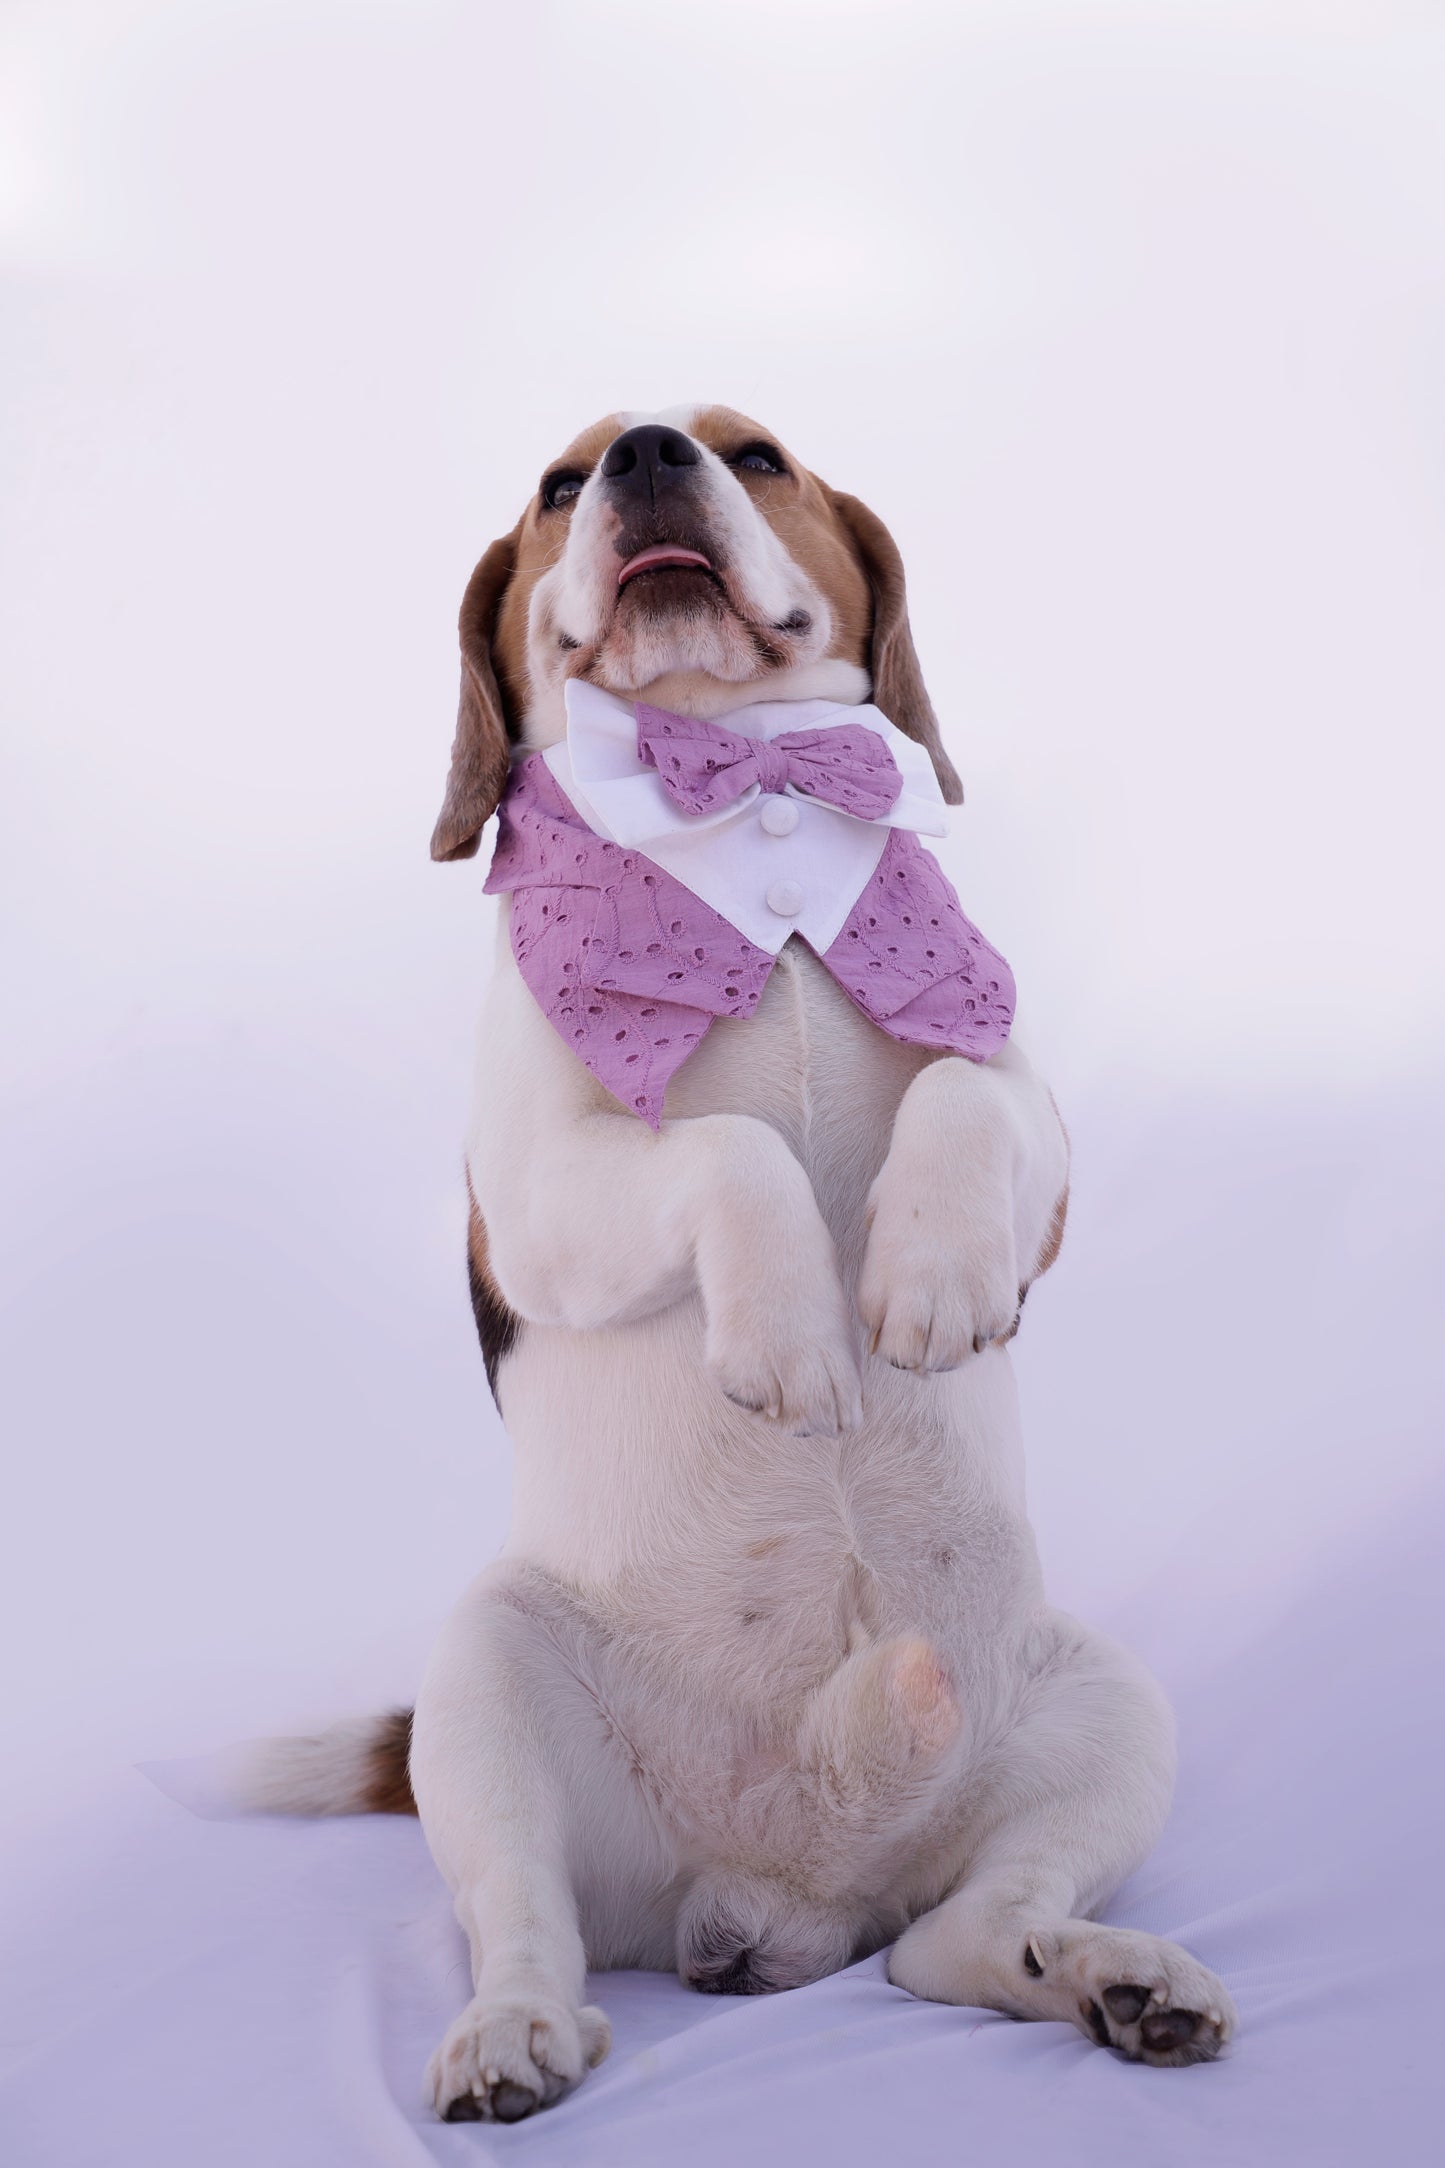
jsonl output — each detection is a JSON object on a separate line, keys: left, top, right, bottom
{"left": 483, "top": 941, "right": 1045, "bottom": 1873}
{"left": 504, "top": 1309, "right": 1037, "bottom": 1649}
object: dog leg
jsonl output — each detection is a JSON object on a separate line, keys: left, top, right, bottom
{"left": 472, "top": 958, "right": 861, "bottom": 1433}
{"left": 888, "top": 1614, "right": 1237, "bottom": 2066}
{"left": 409, "top": 1570, "right": 665, "bottom": 2122}
{"left": 858, "top": 1042, "right": 1069, "bottom": 1372}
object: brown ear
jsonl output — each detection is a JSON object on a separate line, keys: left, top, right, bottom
{"left": 828, "top": 490, "right": 963, "bottom": 805}
{"left": 430, "top": 524, "right": 522, "bottom": 862}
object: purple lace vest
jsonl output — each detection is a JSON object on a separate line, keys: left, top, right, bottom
{"left": 484, "top": 753, "right": 1014, "bottom": 1127}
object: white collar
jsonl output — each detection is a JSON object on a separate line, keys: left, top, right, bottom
{"left": 542, "top": 680, "right": 950, "bottom": 957}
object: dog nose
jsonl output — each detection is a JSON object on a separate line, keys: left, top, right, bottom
{"left": 601, "top": 423, "right": 701, "bottom": 498}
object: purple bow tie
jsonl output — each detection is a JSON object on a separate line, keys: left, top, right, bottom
{"left": 635, "top": 702, "right": 904, "bottom": 823}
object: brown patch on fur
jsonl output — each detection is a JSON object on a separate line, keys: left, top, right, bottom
{"left": 989, "top": 1156, "right": 1069, "bottom": 1347}
{"left": 990, "top": 1304, "right": 1024, "bottom": 1350}
{"left": 1031, "top": 1183, "right": 1070, "bottom": 1282}
{"left": 689, "top": 405, "right": 873, "bottom": 665}
{"left": 361, "top": 1707, "right": 417, "bottom": 1815}
{"left": 993, "top": 1186, "right": 1068, "bottom": 1348}
{"left": 690, "top": 405, "right": 960, "bottom": 801}
{"left": 466, "top": 1183, "right": 523, "bottom": 1403}
{"left": 492, "top": 413, "right": 627, "bottom": 719}
{"left": 431, "top": 520, "right": 523, "bottom": 860}
{"left": 823, "top": 488, "right": 961, "bottom": 803}
{"left": 432, "top": 415, "right": 626, "bottom": 859}
{"left": 1028, "top": 1094, "right": 1071, "bottom": 1284}
{"left": 745, "top": 1533, "right": 785, "bottom": 1559}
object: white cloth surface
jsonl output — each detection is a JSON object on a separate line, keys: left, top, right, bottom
{"left": 0, "top": 1502, "right": 1436, "bottom": 2168}
{"left": 1, "top": 1100, "right": 1440, "bottom": 2168}
{"left": 549, "top": 679, "right": 948, "bottom": 954}
{"left": 4, "top": 8, "right": 1443, "bottom": 2163}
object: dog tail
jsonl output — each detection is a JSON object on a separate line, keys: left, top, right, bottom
{"left": 233, "top": 1708, "right": 417, "bottom": 1817}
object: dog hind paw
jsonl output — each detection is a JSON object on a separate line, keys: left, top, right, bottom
{"left": 1034, "top": 1925, "right": 1237, "bottom": 2067}
{"left": 426, "top": 1996, "right": 610, "bottom": 2122}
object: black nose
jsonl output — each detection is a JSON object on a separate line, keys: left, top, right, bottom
{"left": 601, "top": 423, "right": 701, "bottom": 499}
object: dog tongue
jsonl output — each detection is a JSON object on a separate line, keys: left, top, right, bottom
{"left": 618, "top": 545, "right": 712, "bottom": 587}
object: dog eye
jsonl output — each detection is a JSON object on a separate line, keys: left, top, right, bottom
{"left": 730, "top": 443, "right": 786, "bottom": 476}
{"left": 542, "top": 470, "right": 587, "bottom": 510}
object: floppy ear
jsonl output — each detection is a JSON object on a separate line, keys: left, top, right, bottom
{"left": 430, "top": 524, "right": 522, "bottom": 862}
{"left": 827, "top": 490, "right": 963, "bottom": 805}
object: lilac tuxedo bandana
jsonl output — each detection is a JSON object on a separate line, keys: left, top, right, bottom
{"left": 483, "top": 697, "right": 1015, "bottom": 1128}
{"left": 636, "top": 703, "right": 905, "bottom": 823}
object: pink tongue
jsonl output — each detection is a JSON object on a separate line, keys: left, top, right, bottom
{"left": 618, "top": 545, "right": 711, "bottom": 587}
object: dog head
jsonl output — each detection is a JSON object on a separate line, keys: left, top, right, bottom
{"left": 432, "top": 405, "right": 962, "bottom": 861}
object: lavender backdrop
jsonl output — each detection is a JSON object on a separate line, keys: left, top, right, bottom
{"left": 2, "top": 5, "right": 1442, "bottom": 2162}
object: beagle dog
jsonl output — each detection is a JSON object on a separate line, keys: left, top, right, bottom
{"left": 252, "top": 407, "right": 1236, "bottom": 2121}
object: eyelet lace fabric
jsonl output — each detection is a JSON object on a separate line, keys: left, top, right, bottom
{"left": 635, "top": 703, "right": 904, "bottom": 822}
{"left": 485, "top": 754, "right": 1014, "bottom": 1127}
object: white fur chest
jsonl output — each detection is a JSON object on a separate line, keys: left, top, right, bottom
{"left": 660, "top": 939, "right": 931, "bottom": 1254}
{"left": 475, "top": 925, "right": 1041, "bottom": 1754}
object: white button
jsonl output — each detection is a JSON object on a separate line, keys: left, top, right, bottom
{"left": 766, "top": 879, "right": 804, "bottom": 917}
{"left": 759, "top": 797, "right": 800, "bottom": 837}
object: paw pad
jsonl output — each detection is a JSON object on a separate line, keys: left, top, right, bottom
{"left": 491, "top": 2080, "right": 541, "bottom": 2123}
{"left": 1140, "top": 2007, "right": 1201, "bottom": 2054}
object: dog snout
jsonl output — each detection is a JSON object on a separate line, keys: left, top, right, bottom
{"left": 601, "top": 423, "right": 701, "bottom": 502}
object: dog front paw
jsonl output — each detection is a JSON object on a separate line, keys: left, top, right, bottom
{"left": 706, "top": 1278, "right": 863, "bottom": 1435}
{"left": 857, "top": 1169, "right": 1020, "bottom": 1374}
{"left": 427, "top": 1995, "right": 610, "bottom": 2123}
